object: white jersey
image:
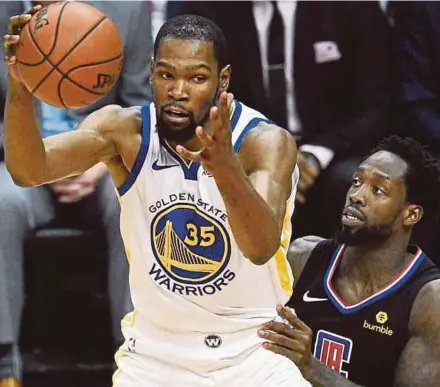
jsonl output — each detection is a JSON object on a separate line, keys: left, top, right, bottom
{"left": 116, "top": 100, "right": 299, "bottom": 371}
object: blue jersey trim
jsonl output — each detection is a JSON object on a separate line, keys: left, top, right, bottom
{"left": 233, "top": 117, "right": 272, "bottom": 153}
{"left": 323, "top": 245, "right": 425, "bottom": 315}
{"left": 117, "top": 104, "right": 151, "bottom": 195}
{"left": 230, "top": 100, "right": 242, "bottom": 131}
{"left": 162, "top": 139, "right": 200, "bottom": 181}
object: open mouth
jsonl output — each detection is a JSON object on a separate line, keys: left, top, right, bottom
{"left": 342, "top": 213, "right": 363, "bottom": 221}
{"left": 164, "top": 107, "right": 189, "bottom": 120}
{"left": 342, "top": 207, "right": 365, "bottom": 226}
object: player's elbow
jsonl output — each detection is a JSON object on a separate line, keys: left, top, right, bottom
{"left": 10, "top": 174, "right": 42, "bottom": 187}
{"left": 6, "top": 163, "right": 44, "bottom": 187}
{"left": 245, "top": 242, "right": 280, "bottom": 266}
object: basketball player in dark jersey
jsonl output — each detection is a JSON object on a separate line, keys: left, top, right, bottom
{"left": 258, "top": 136, "right": 440, "bottom": 387}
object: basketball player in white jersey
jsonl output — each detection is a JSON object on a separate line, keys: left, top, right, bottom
{"left": 4, "top": 10, "right": 310, "bottom": 387}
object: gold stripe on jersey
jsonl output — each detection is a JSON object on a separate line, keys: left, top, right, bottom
{"left": 121, "top": 309, "right": 139, "bottom": 330}
{"left": 112, "top": 350, "right": 128, "bottom": 386}
{"left": 274, "top": 197, "right": 294, "bottom": 298}
{"left": 113, "top": 310, "right": 139, "bottom": 385}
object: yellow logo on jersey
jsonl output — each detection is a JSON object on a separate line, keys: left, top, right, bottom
{"left": 150, "top": 203, "right": 234, "bottom": 295}
{"left": 363, "top": 312, "right": 393, "bottom": 336}
{"left": 376, "top": 311, "right": 388, "bottom": 324}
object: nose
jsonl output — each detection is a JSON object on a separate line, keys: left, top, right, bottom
{"left": 168, "top": 79, "right": 189, "bottom": 101}
{"left": 348, "top": 186, "right": 366, "bottom": 207}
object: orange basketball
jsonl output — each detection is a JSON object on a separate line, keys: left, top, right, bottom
{"left": 15, "top": 2, "right": 123, "bottom": 109}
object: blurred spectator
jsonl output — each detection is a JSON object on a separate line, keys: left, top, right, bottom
{"left": 151, "top": 0, "right": 168, "bottom": 40}
{"left": 0, "top": 1, "right": 152, "bottom": 384}
{"left": 170, "top": 1, "right": 395, "bottom": 239}
{"left": 391, "top": 1, "right": 440, "bottom": 263}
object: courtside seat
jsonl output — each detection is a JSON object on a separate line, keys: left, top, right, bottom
{"left": 20, "top": 224, "right": 113, "bottom": 385}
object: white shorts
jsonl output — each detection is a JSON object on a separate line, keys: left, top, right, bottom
{"left": 112, "top": 343, "right": 311, "bottom": 387}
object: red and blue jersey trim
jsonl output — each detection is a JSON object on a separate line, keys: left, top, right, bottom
{"left": 324, "top": 244, "right": 425, "bottom": 314}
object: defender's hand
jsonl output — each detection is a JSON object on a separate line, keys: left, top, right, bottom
{"left": 176, "top": 91, "right": 235, "bottom": 175}
{"left": 3, "top": 5, "right": 42, "bottom": 81}
{"left": 259, "top": 305, "right": 314, "bottom": 380}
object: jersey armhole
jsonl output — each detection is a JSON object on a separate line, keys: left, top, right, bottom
{"left": 117, "top": 104, "right": 151, "bottom": 196}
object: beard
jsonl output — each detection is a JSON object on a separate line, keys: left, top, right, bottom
{"left": 155, "top": 89, "right": 219, "bottom": 143}
{"left": 156, "top": 109, "right": 205, "bottom": 143}
{"left": 335, "top": 221, "right": 395, "bottom": 246}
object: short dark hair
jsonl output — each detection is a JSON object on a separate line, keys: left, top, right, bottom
{"left": 154, "top": 14, "right": 228, "bottom": 70}
{"left": 369, "top": 135, "right": 440, "bottom": 219}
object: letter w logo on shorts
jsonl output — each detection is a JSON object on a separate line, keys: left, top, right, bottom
{"left": 204, "top": 335, "right": 222, "bottom": 348}
{"left": 128, "top": 337, "right": 136, "bottom": 353}
{"left": 314, "top": 330, "right": 353, "bottom": 378}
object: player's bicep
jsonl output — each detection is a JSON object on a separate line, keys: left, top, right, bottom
{"left": 247, "top": 168, "right": 288, "bottom": 230}
{"left": 41, "top": 105, "right": 120, "bottom": 182}
{"left": 395, "top": 281, "right": 440, "bottom": 387}
{"left": 394, "top": 336, "right": 440, "bottom": 387}
{"left": 239, "top": 125, "right": 297, "bottom": 228}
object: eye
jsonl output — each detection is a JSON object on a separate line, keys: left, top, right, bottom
{"left": 352, "top": 177, "right": 361, "bottom": 187}
{"left": 161, "top": 72, "right": 173, "bottom": 80}
{"left": 192, "top": 75, "right": 206, "bottom": 83}
{"left": 373, "top": 186, "right": 386, "bottom": 196}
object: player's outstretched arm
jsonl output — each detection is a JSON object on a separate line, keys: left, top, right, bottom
{"left": 393, "top": 280, "right": 440, "bottom": 387}
{"left": 176, "top": 92, "right": 297, "bottom": 265}
{"left": 3, "top": 8, "right": 124, "bottom": 186}
{"left": 5, "top": 77, "right": 122, "bottom": 186}
{"left": 234, "top": 123, "right": 297, "bottom": 264}
{"left": 260, "top": 306, "right": 365, "bottom": 387}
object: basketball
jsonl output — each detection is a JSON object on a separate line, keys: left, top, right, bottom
{"left": 15, "top": 2, "right": 124, "bottom": 109}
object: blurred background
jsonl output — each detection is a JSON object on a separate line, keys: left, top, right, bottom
{"left": 1, "top": 1, "right": 439, "bottom": 386}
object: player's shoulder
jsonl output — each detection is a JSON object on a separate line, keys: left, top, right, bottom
{"left": 413, "top": 279, "right": 440, "bottom": 311}
{"left": 288, "top": 236, "right": 324, "bottom": 261}
{"left": 240, "top": 123, "right": 297, "bottom": 161}
{"left": 246, "top": 121, "right": 294, "bottom": 143}
{"left": 235, "top": 100, "right": 295, "bottom": 149}
{"left": 288, "top": 236, "right": 326, "bottom": 280}
{"left": 92, "top": 104, "right": 142, "bottom": 136}
{"left": 96, "top": 104, "right": 141, "bottom": 120}
{"left": 410, "top": 279, "right": 440, "bottom": 338}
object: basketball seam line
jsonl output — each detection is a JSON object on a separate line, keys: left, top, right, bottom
{"left": 17, "top": 2, "right": 69, "bottom": 67}
{"left": 57, "top": 54, "right": 123, "bottom": 108}
{"left": 61, "top": 53, "right": 123, "bottom": 93}
{"left": 30, "top": 15, "right": 107, "bottom": 97}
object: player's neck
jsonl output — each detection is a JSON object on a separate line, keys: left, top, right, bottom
{"left": 167, "top": 136, "right": 204, "bottom": 165}
{"left": 338, "top": 234, "right": 411, "bottom": 292}
{"left": 169, "top": 135, "right": 203, "bottom": 152}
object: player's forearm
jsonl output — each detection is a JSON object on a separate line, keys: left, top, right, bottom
{"left": 213, "top": 157, "right": 280, "bottom": 265}
{"left": 308, "top": 357, "right": 364, "bottom": 387}
{"left": 4, "top": 76, "right": 47, "bottom": 186}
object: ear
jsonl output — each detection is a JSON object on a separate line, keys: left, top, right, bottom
{"left": 403, "top": 204, "right": 423, "bottom": 227}
{"left": 219, "top": 65, "right": 231, "bottom": 92}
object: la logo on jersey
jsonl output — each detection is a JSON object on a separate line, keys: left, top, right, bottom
{"left": 150, "top": 202, "right": 235, "bottom": 296}
{"left": 314, "top": 330, "right": 353, "bottom": 378}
